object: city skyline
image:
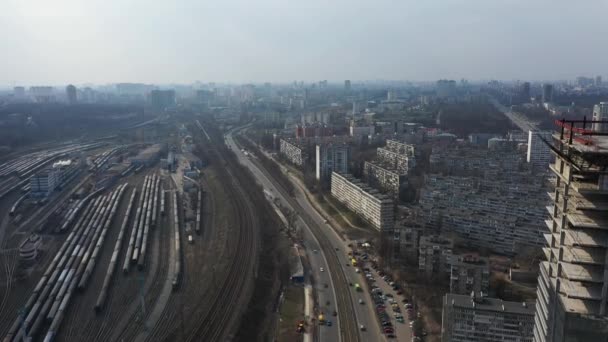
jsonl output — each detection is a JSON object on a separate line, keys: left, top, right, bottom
{"left": 1, "top": 0, "right": 607, "bottom": 85}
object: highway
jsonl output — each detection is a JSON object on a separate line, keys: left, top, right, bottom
{"left": 225, "top": 128, "right": 384, "bottom": 342}
{"left": 490, "top": 97, "right": 538, "bottom": 132}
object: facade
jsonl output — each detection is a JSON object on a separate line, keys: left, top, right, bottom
{"left": 418, "top": 235, "right": 454, "bottom": 276}
{"left": 30, "top": 168, "right": 60, "bottom": 196}
{"left": 150, "top": 89, "right": 176, "bottom": 110}
{"left": 364, "top": 140, "right": 416, "bottom": 198}
{"left": 279, "top": 139, "right": 305, "bottom": 167}
{"left": 592, "top": 102, "right": 608, "bottom": 133}
{"left": 542, "top": 84, "right": 554, "bottom": 103}
{"left": 315, "top": 143, "right": 350, "bottom": 181}
{"left": 66, "top": 84, "right": 77, "bottom": 104}
{"left": 450, "top": 254, "right": 490, "bottom": 295}
{"left": 527, "top": 130, "right": 553, "bottom": 169}
{"left": 330, "top": 172, "right": 394, "bottom": 231}
{"left": 532, "top": 120, "right": 608, "bottom": 342}
{"left": 442, "top": 293, "right": 535, "bottom": 342}
{"left": 364, "top": 161, "right": 405, "bottom": 197}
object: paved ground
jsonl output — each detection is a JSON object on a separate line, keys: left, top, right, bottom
{"left": 227, "top": 130, "right": 386, "bottom": 342}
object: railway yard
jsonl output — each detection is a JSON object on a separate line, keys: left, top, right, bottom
{"left": 0, "top": 116, "right": 277, "bottom": 342}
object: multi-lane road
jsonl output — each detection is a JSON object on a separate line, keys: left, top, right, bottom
{"left": 225, "top": 127, "right": 386, "bottom": 342}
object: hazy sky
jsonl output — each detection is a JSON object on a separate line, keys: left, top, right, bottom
{"left": 1, "top": 0, "right": 606, "bottom": 85}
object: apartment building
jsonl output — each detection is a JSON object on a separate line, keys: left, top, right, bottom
{"left": 364, "top": 140, "right": 416, "bottom": 198}
{"left": 442, "top": 292, "right": 535, "bottom": 342}
{"left": 279, "top": 139, "right": 306, "bottom": 166}
{"left": 450, "top": 254, "right": 490, "bottom": 295}
{"left": 420, "top": 175, "right": 548, "bottom": 255}
{"left": 330, "top": 172, "right": 394, "bottom": 231}
{"left": 418, "top": 235, "right": 454, "bottom": 276}
{"left": 30, "top": 168, "right": 60, "bottom": 196}
{"left": 315, "top": 143, "right": 350, "bottom": 181}
{"left": 364, "top": 161, "right": 405, "bottom": 197}
{"left": 527, "top": 130, "right": 553, "bottom": 169}
{"left": 533, "top": 119, "right": 608, "bottom": 342}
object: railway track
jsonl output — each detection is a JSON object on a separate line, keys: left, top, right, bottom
{"left": 183, "top": 120, "right": 258, "bottom": 342}
{"left": 230, "top": 130, "right": 361, "bottom": 342}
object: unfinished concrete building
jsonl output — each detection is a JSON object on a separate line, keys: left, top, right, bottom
{"left": 533, "top": 118, "right": 608, "bottom": 342}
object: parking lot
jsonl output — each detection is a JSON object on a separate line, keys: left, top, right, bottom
{"left": 351, "top": 246, "right": 427, "bottom": 342}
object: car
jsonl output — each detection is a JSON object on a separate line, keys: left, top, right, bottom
{"left": 396, "top": 290, "right": 403, "bottom": 295}
{"left": 386, "top": 334, "right": 396, "bottom": 339}
{"left": 396, "top": 316, "right": 404, "bottom": 323}
{"left": 384, "top": 328, "right": 394, "bottom": 334}
{"left": 345, "top": 263, "right": 350, "bottom": 266}
{"left": 355, "top": 268, "right": 360, "bottom": 273}
{"left": 313, "top": 249, "right": 318, "bottom": 253}
{"left": 360, "top": 324, "right": 366, "bottom": 331}
{"left": 320, "top": 267, "right": 324, "bottom": 272}
{"left": 405, "top": 303, "right": 414, "bottom": 309}
{"left": 326, "top": 320, "right": 332, "bottom": 326}
{"left": 382, "top": 321, "right": 392, "bottom": 327}
{"left": 324, "top": 219, "right": 328, "bottom": 223}
{"left": 402, "top": 298, "right": 409, "bottom": 303}
{"left": 386, "top": 293, "right": 394, "bottom": 298}
{"left": 389, "top": 281, "right": 395, "bottom": 286}
{"left": 359, "top": 299, "right": 364, "bottom": 304}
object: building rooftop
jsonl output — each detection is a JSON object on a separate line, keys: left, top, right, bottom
{"left": 445, "top": 293, "right": 535, "bottom": 315}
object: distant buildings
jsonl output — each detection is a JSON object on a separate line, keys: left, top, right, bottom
{"left": 349, "top": 121, "right": 375, "bottom": 138}
{"left": 279, "top": 139, "right": 306, "bottom": 166}
{"left": 449, "top": 254, "right": 490, "bottom": 295}
{"left": 533, "top": 119, "right": 608, "bottom": 342}
{"left": 66, "top": 84, "right": 77, "bottom": 104}
{"left": 315, "top": 143, "right": 350, "bottom": 181}
{"left": 29, "top": 86, "right": 54, "bottom": 103}
{"left": 437, "top": 79, "right": 457, "bottom": 98}
{"left": 331, "top": 172, "right": 394, "bottom": 231}
{"left": 542, "top": 84, "right": 553, "bottom": 103}
{"left": 442, "top": 292, "right": 535, "bottom": 342}
{"left": 418, "top": 235, "right": 453, "bottom": 276}
{"left": 526, "top": 130, "right": 553, "bottom": 169}
{"left": 13, "top": 86, "right": 25, "bottom": 99}
{"left": 150, "top": 89, "right": 176, "bottom": 111}
{"left": 344, "top": 80, "right": 351, "bottom": 92}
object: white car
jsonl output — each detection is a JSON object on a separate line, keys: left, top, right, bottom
{"left": 320, "top": 267, "right": 325, "bottom": 272}
{"left": 355, "top": 268, "right": 360, "bottom": 273}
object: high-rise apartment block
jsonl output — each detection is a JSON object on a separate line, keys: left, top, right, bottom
{"left": 527, "top": 130, "right": 553, "bottom": 169}
{"left": 150, "top": 89, "right": 176, "bottom": 110}
{"left": 542, "top": 84, "right": 554, "bottom": 103}
{"left": 66, "top": 84, "right": 77, "bottom": 104}
{"left": 315, "top": 143, "right": 350, "bottom": 181}
{"left": 279, "top": 139, "right": 306, "bottom": 166}
{"left": 364, "top": 140, "right": 416, "bottom": 198}
{"left": 533, "top": 119, "right": 608, "bottom": 342}
{"left": 442, "top": 292, "right": 535, "bottom": 342}
{"left": 592, "top": 102, "right": 608, "bottom": 133}
{"left": 331, "top": 172, "right": 394, "bottom": 231}
{"left": 450, "top": 254, "right": 490, "bottom": 295}
{"left": 418, "top": 235, "right": 453, "bottom": 276}
{"left": 344, "top": 80, "right": 351, "bottom": 92}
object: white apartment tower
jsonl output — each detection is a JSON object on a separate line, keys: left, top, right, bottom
{"left": 315, "top": 143, "right": 350, "bottom": 181}
{"left": 593, "top": 102, "right": 608, "bottom": 133}
{"left": 527, "top": 130, "right": 553, "bottom": 169}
